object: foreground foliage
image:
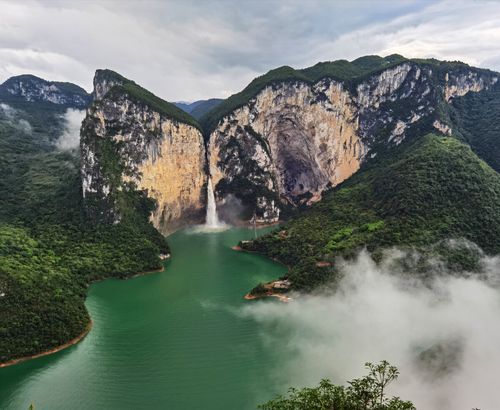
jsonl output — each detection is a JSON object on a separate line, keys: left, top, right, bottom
{"left": 259, "top": 361, "right": 415, "bottom": 410}
{"left": 243, "top": 134, "right": 500, "bottom": 290}
{"left": 0, "top": 102, "right": 168, "bottom": 362}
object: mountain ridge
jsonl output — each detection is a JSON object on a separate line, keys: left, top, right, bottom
{"left": 0, "top": 73, "right": 91, "bottom": 109}
{"left": 2, "top": 53, "right": 500, "bottom": 365}
{"left": 205, "top": 55, "right": 499, "bottom": 224}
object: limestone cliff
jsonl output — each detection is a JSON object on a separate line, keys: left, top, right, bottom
{"left": 206, "top": 59, "right": 498, "bottom": 222}
{"left": 81, "top": 70, "right": 206, "bottom": 234}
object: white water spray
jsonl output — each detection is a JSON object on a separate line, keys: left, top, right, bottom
{"left": 205, "top": 176, "right": 221, "bottom": 227}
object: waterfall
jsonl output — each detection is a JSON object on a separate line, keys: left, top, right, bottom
{"left": 205, "top": 176, "right": 221, "bottom": 227}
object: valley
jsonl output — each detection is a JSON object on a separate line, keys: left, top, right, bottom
{"left": 1, "top": 52, "right": 500, "bottom": 409}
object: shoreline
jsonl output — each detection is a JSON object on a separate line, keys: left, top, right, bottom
{"left": 127, "top": 265, "right": 165, "bottom": 280}
{"left": 232, "top": 245, "right": 292, "bottom": 302}
{"left": 0, "top": 321, "right": 93, "bottom": 368}
{"left": 244, "top": 290, "right": 292, "bottom": 303}
{"left": 1, "top": 263, "right": 167, "bottom": 369}
{"left": 0, "top": 226, "right": 274, "bottom": 369}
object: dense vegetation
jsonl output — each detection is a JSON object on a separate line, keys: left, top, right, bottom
{"left": 97, "top": 69, "right": 201, "bottom": 130}
{"left": 0, "top": 100, "right": 168, "bottom": 363}
{"left": 243, "top": 134, "right": 500, "bottom": 290}
{"left": 198, "top": 54, "right": 495, "bottom": 135}
{"left": 199, "top": 55, "right": 407, "bottom": 133}
{"left": 450, "top": 81, "right": 500, "bottom": 173}
{"left": 259, "top": 361, "right": 415, "bottom": 410}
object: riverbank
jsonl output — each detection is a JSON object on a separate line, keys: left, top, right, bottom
{"left": 127, "top": 264, "right": 165, "bottom": 280}
{"left": 0, "top": 321, "right": 93, "bottom": 368}
{"left": 1, "top": 262, "right": 167, "bottom": 368}
{"left": 232, "top": 245, "right": 292, "bottom": 302}
{"left": 244, "top": 287, "right": 292, "bottom": 302}
{"left": 0, "top": 226, "right": 288, "bottom": 409}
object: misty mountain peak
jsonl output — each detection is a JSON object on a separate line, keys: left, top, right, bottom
{"left": 0, "top": 74, "right": 90, "bottom": 108}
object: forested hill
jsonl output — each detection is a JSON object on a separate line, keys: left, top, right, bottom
{"left": 2, "top": 54, "right": 500, "bottom": 362}
{"left": 0, "top": 75, "right": 168, "bottom": 364}
{"left": 242, "top": 134, "right": 500, "bottom": 291}
{"left": 199, "top": 54, "right": 497, "bottom": 134}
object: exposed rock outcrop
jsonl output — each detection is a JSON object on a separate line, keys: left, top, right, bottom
{"left": 80, "top": 57, "right": 500, "bottom": 231}
{"left": 81, "top": 70, "right": 206, "bottom": 234}
{"left": 207, "top": 61, "right": 498, "bottom": 222}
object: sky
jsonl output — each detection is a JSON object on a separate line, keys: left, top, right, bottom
{"left": 1, "top": 0, "right": 500, "bottom": 101}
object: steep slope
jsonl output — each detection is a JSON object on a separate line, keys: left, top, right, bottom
{"left": 204, "top": 56, "right": 498, "bottom": 223}
{"left": 242, "top": 134, "right": 500, "bottom": 291}
{"left": 0, "top": 76, "right": 167, "bottom": 364}
{"left": 81, "top": 70, "right": 207, "bottom": 234}
{"left": 448, "top": 81, "right": 500, "bottom": 173}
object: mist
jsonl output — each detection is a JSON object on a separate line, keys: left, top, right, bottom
{"left": 218, "top": 194, "right": 247, "bottom": 225}
{"left": 0, "top": 103, "right": 32, "bottom": 134}
{"left": 56, "top": 108, "right": 85, "bottom": 150}
{"left": 241, "top": 249, "right": 500, "bottom": 410}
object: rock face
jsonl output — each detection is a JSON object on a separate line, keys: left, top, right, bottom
{"left": 208, "top": 61, "right": 498, "bottom": 222}
{"left": 0, "top": 74, "right": 90, "bottom": 108}
{"left": 80, "top": 58, "right": 500, "bottom": 232}
{"left": 81, "top": 70, "right": 206, "bottom": 234}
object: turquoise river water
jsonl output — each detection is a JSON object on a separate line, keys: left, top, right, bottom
{"left": 0, "top": 227, "right": 289, "bottom": 410}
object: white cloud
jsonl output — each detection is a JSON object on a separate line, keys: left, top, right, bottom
{"left": 56, "top": 108, "right": 86, "bottom": 150}
{"left": 241, "top": 250, "right": 500, "bottom": 410}
{"left": 0, "top": 102, "right": 32, "bottom": 134}
{"left": 0, "top": 102, "right": 15, "bottom": 119}
{"left": 311, "top": 1, "right": 500, "bottom": 70}
{"left": 0, "top": 0, "right": 499, "bottom": 101}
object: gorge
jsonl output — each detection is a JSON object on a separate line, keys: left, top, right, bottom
{"left": 79, "top": 56, "right": 499, "bottom": 233}
{"left": 1, "top": 53, "right": 500, "bottom": 409}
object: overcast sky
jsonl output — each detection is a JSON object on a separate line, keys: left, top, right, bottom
{"left": 1, "top": 0, "right": 500, "bottom": 101}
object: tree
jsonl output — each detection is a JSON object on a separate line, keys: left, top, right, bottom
{"left": 259, "top": 361, "right": 415, "bottom": 410}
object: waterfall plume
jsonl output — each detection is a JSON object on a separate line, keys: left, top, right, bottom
{"left": 206, "top": 176, "right": 222, "bottom": 228}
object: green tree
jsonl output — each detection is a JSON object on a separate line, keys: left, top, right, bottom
{"left": 259, "top": 361, "right": 415, "bottom": 410}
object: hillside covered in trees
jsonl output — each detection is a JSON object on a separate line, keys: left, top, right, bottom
{"left": 0, "top": 93, "right": 168, "bottom": 363}
{"left": 243, "top": 134, "right": 500, "bottom": 291}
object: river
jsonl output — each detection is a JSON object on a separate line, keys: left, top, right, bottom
{"left": 0, "top": 227, "right": 287, "bottom": 410}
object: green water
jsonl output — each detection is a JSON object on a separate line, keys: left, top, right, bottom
{"left": 0, "top": 227, "right": 287, "bottom": 410}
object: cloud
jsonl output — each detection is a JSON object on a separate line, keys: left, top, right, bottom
{"left": 56, "top": 108, "right": 85, "bottom": 150}
{"left": 0, "top": 102, "right": 32, "bottom": 134}
{"left": 0, "top": 1, "right": 499, "bottom": 102}
{"left": 0, "top": 102, "right": 15, "bottom": 119}
{"left": 314, "top": 0, "right": 500, "bottom": 70}
{"left": 241, "top": 249, "right": 500, "bottom": 410}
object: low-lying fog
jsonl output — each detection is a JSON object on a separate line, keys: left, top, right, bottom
{"left": 56, "top": 108, "right": 85, "bottom": 150}
{"left": 241, "top": 248, "right": 500, "bottom": 409}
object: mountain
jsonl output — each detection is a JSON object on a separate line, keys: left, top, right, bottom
{"left": 81, "top": 55, "right": 500, "bottom": 235}
{"left": 203, "top": 56, "right": 498, "bottom": 223}
{"left": 242, "top": 134, "right": 500, "bottom": 291}
{"left": 0, "top": 74, "right": 91, "bottom": 109}
{"left": 81, "top": 69, "right": 207, "bottom": 234}
{"left": 0, "top": 72, "right": 168, "bottom": 364}
{"left": 448, "top": 83, "right": 500, "bottom": 173}
{"left": 3, "top": 54, "right": 500, "bottom": 365}
{"left": 190, "top": 99, "right": 224, "bottom": 119}
{"left": 174, "top": 98, "right": 223, "bottom": 119}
